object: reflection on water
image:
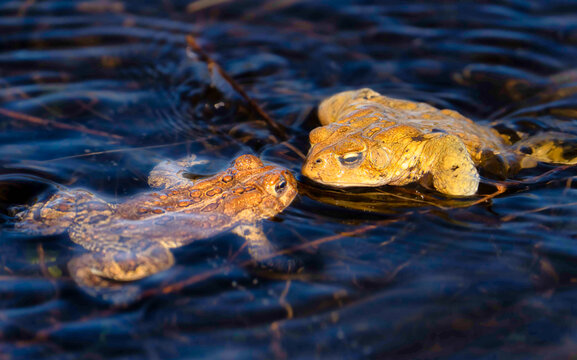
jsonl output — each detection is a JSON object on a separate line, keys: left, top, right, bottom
{"left": 2, "top": 0, "right": 577, "bottom": 358}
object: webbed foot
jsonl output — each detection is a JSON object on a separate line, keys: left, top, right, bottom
{"left": 67, "top": 245, "right": 174, "bottom": 305}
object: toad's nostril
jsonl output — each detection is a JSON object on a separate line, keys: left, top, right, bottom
{"left": 315, "top": 158, "right": 323, "bottom": 164}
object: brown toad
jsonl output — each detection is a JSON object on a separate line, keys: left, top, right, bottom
{"left": 302, "top": 88, "right": 577, "bottom": 196}
{"left": 16, "top": 154, "right": 297, "bottom": 302}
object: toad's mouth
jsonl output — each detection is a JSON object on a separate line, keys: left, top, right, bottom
{"left": 302, "top": 172, "right": 383, "bottom": 188}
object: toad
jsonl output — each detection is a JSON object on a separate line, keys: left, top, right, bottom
{"left": 16, "top": 154, "right": 297, "bottom": 302}
{"left": 302, "top": 88, "right": 577, "bottom": 196}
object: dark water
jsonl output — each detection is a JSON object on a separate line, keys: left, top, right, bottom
{"left": 2, "top": 0, "right": 577, "bottom": 358}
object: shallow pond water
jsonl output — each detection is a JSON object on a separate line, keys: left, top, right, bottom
{"left": 2, "top": 0, "right": 577, "bottom": 359}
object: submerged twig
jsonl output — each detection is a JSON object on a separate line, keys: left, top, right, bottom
{"left": 17, "top": 0, "right": 36, "bottom": 16}
{"left": 270, "top": 320, "right": 288, "bottom": 360}
{"left": 186, "top": 35, "right": 288, "bottom": 142}
{"left": 0, "top": 107, "right": 123, "bottom": 140}
{"left": 467, "top": 164, "right": 575, "bottom": 206}
{"left": 36, "top": 243, "right": 50, "bottom": 279}
{"left": 501, "top": 201, "right": 577, "bottom": 222}
{"left": 500, "top": 164, "right": 574, "bottom": 186}
{"left": 468, "top": 183, "right": 507, "bottom": 207}
{"left": 186, "top": 0, "right": 233, "bottom": 13}
{"left": 32, "top": 140, "right": 194, "bottom": 163}
{"left": 278, "top": 279, "right": 293, "bottom": 319}
{"left": 280, "top": 142, "right": 306, "bottom": 160}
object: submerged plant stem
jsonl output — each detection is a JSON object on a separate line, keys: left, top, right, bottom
{"left": 0, "top": 107, "right": 123, "bottom": 140}
{"left": 186, "top": 35, "right": 287, "bottom": 142}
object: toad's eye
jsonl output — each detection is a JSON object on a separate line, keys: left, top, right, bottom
{"left": 275, "top": 177, "right": 287, "bottom": 193}
{"left": 338, "top": 152, "right": 363, "bottom": 166}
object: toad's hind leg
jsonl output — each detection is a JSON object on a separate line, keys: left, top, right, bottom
{"left": 514, "top": 132, "right": 577, "bottom": 167}
{"left": 420, "top": 133, "right": 480, "bottom": 196}
{"left": 233, "top": 224, "right": 300, "bottom": 273}
{"left": 15, "top": 189, "right": 108, "bottom": 235}
{"left": 67, "top": 244, "right": 174, "bottom": 304}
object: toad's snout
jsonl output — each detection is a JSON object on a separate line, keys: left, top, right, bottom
{"left": 301, "top": 155, "right": 326, "bottom": 181}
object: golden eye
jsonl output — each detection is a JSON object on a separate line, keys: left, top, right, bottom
{"left": 338, "top": 152, "right": 363, "bottom": 166}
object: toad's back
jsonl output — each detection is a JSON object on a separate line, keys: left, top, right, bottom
{"left": 318, "top": 88, "right": 508, "bottom": 164}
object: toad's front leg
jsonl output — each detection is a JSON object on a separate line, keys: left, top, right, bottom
{"left": 148, "top": 155, "right": 208, "bottom": 189}
{"left": 232, "top": 223, "right": 300, "bottom": 273}
{"left": 419, "top": 133, "right": 479, "bottom": 196}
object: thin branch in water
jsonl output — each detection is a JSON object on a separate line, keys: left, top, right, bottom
{"left": 35, "top": 306, "right": 119, "bottom": 341}
{"left": 279, "top": 279, "right": 293, "bottom": 319}
{"left": 0, "top": 107, "right": 123, "bottom": 140}
{"left": 227, "top": 241, "right": 248, "bottom": 264}
{"left": 385, "top": 260, "right": 412, "bottom": 282}
{"left": 36, "top": 243, "right": 50, "bottom": 279}
{"left": 500, "top": 164, "right": 574, "bottom": 186}
{"left": 186, "top": 35, "right": 288, "bottom": 142}
{"left": 242, "top": 0, "right": 306, "bottom": 21}
{"left": 270, "top": 320, "right": 288, "bottom": 360}
{"left": 468, "top": 183, "right": 507, "bottom": 207}
{"left": 186, "top": 0, "right": 233, "bottom": 13}
{"left": 467, "top": 164, "right": 575, "bottom": 206}
{"left": 17, "top": 0, "right": 36, "bottom": 16}
{"left": 501, "top": 201, "right": 577, "bottom": 222}
{"left": 276, "top": 222, "right": 382, "bottom": 256}
{"left": 280, "top": 141, "right": 306, "bottom": 160}
{"left": 32, "top": 140, "right": 193, "bottom": 163}
{"left": 74, "top": 97, "right": 113, "bottom": 122}
{"left": 152, "top": 266, "right": 230, "bottom": 296}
